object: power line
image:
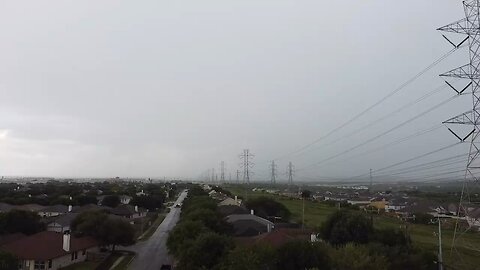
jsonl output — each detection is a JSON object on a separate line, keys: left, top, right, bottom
{"left": 271, "top": 48, "right": 458, "bottom": 162}
{"left": 292, "top": 82, "right": 451, "bottom": 158}
{"left": 352, "top": 142, "right": 464, "bottom": 179}
{"left": 298, "top": 95, "right": 460, "bottom": 171}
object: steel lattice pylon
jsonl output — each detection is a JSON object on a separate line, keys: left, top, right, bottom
{"left": 439, "top": 0, "right": 480, "bottom": 266}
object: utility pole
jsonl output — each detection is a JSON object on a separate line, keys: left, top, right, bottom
{"left": 438, "top": 2, "right": 480, "bottom": 259}
{"left": 229, "top": 173, "right": 232, "bottom": 183}
{"left": 287, "top": 162, "right": 294, "bottom": 187}
{"left": 236, "top": 170, "right": 240, "bottom": 184}
{"left": 438, "top": 217, "right": 444, "bottom": 270}
{"left": 270, "top": 160, "right": 277, "bottom": 185}
{"left": 239, "top": 149, "right": 254, "bottom": 184}
{"left": 220, "top": 161, "right": 226, "bottom": 184}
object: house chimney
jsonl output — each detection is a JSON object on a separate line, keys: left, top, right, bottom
{"left": 250, "top": 209, "right": 254, "bottom": 215}
{"left": 135, "top": 205, "right": 138, "bottom": 212}
{"left": 63, "top": 232, "right": 71, "bottom": 252}
{"left": 234, "top": 196, "right": 238, "bottom": 204}
{"left": 68, "top": 205, "right": 72, "bottom": 212}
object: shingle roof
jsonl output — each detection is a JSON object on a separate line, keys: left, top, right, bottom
{"left": 226, "top": 214, "right": 274, "bottom": 226}
{"left": 71, "top": 204, "right": 111, "bottom": 214}
{"left": 47, "top": 213, "right": 79, "bottom": 227}
{"left": 2, "top": 231, "right": 98, "bottom": 260}
{"left": 41, "top": 204, "right": 69, "bottom": 213}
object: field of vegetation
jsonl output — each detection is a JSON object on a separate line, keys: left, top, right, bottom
{"left": 224, "top": 184, "right": 480, "bottom": 270}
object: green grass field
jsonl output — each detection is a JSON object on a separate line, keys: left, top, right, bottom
{"left": 224, "top": 184, "right": 480, "bottom": 269}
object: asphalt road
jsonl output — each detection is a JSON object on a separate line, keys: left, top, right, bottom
{"left": 125, "top": 190, "right": 188, "bottom": 270}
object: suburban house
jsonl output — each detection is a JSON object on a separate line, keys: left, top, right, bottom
{"left": 385, "top": 197, "right": 409, "bottom": 212}
{"left": 218, "top": 196, "right": 241, "bottom": 207}
{"left": 467, "top": 208, "right": 480, "bottom": 228}
{"left": 347, "top": 197, "right": 372, "bottom": 206}
{"left": 72, "top": 204, "right": 111, "bottom": 214}
{"left": 235, "top": 228, "right": 315, "bottom": 248}
{"left": 119, "top": 195, "right": 132, "bottom": 205}
{"left": 46, "top": 213, "right": 79, "bottom": 233}
{"left": 38, "top": 205, "right": 72, "bottom": 217}
{"left": 110, "top": 205, "right": 146, "bottom": 221}
{"left": 226, "top": 214, "right": 274, "bottom": 237}
{"left": 1, "top": 231, "right": 99, "bottom": 270}
{"left": 218, "top": 205, "right": 249, "bottom": 217}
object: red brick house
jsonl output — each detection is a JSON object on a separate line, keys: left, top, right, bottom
{"left": 1, "top": 231, "right": 99, "bottom": 270}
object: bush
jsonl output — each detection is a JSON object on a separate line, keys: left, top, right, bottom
{"left": 320, "top": 210, "right": 374, "bottom": 246}
{"left": 276, "top": 241, "right": 331, "bottom": 270}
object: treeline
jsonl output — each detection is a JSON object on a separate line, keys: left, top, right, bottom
{"left": 0, "top": 181, "right": 176, "bottom": 211}
{"left": 167, "top": 189, "right": 436, "bottom": 270}
{"left": 166, "top": 186, "right": 233, "bottom": 269}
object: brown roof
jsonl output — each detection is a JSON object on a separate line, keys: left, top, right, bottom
{"left": 235, "top": 228, "right": 312, "bottom": 248}
{"left": 2, "top": 231, "right": 98, "bottom": 260}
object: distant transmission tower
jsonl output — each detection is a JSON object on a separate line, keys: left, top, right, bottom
{"left": 287, "top": 162, "right": 294, "bottom": 186}
{"left": 220, "top": 161, "right": 226, "bottom": 183}
{"left": 270, "top": 160, "right": 277, "bottom": 185}
{"left": 236, "top": 170, "right": 240, "bottom": 184}
{"left": 438, "top": 1, "right": 480, "bottom": 263}
{"left": 239, "top": 149, "right": 254, "bottom": 184}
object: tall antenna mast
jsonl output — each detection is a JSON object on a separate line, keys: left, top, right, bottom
{"left": 438, "top": 1, "right": 480, "bottom": 265}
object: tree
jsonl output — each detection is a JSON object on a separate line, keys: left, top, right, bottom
{"left": 183, "top": 208, "right": 232, "bottom": 234}
{"left": 98, "top": 218, "right": 135, "bottom": 250}
{"left": 221, "top": 244, "right": 277, "bottom": 270}
{"left": 131, "top": 195, "right": 164, "bottom": 211}
{"left": 320, "top": 210, "right": 373, "bottom": 246}
{"left": 245, "top": 197, "right": 291, "bottom": 221}
{"left": 0, "top": 210, "right": 45, "bottom": 235}
{"left": 331, "top": 243, "right": 389, "bottom": 270}
{"left": 177, "top": 232, "right": 233, "bottom": 270}
{"left": 0, "top": 251, "right": 18, "bottom": 270}
{"left": 71, "top": 210, "right": 135, "bottom": 250}
{"left": 101, "top": 195, "right": 121, "bottom": 208}
{"left": 276, "top": 241, "right": 331, "bottom": 270}
{"left": 76, "top": 195, "right": 98, "bottom": 206}
{"left": 167, "top": 220, "right": 210, "bottom": 256}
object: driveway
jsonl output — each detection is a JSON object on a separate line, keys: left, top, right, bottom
{"left": 124, "top": 190, "right": 188, "bottom": 270}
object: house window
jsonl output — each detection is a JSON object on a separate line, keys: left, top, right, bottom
{"left": 34, "top": 260, "right": 45, "bottom": 270}
{"left": 48, "top": 260, "right": 52, "bottom": 269}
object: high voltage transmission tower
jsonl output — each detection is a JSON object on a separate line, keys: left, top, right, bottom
{"left": 287, "top": 162, "right": 294, "bottom": 187}
{"left": 270, "top": 160, "right": 277, "bottom": 185}
{"left": 438, "top": 0, "right": 480, "bottom": 264}
{"left": 220, "top": 161, "right": 226, "bottom": 183}
{"left": 236, "top": 170, "right": 240, "bottom": 184}
{"left": 240, "top": 149, "right": 254, "bottom": 184}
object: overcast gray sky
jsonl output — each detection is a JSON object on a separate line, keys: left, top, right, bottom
{"left": 0, "top": 0, "right": 473, "bottom": 181}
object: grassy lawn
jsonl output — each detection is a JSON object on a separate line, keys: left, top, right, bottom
{"left": 224, "top": 184, "right": 480, "bottom": 269}
{"left": 59, "top": 261, "right": 100, "bottom": 270}
{"left": 137, "top": 213, "right": 166, "bottom": 241}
